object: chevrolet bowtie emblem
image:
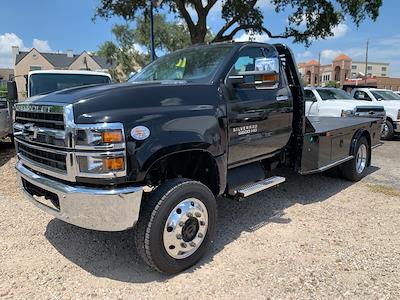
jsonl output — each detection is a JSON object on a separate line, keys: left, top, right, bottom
{"left": 22, "top": 123, "right": 38, "bottom": 140}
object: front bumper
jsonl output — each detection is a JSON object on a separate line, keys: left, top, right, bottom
{"left": 16, "top": 161, "right": 144, "bottom": 231}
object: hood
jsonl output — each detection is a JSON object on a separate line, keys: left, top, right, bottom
{"left": 24, "top": 80, "right": 218, "bottom": 124}
{"left": 25, "top": 81, "right": 189, "bottom": 105}
{"left": 378, "top": 100, "right": 400, "bottom": 109}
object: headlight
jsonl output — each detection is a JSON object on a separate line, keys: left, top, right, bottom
{"left": 77, "top": 155, "right": 125, "bottom": 174}
{"left": 75, "top": 123, "right": 124, "bottom": 148}
{"left": 341, "top": 109, "right": 355, "bottom": 117}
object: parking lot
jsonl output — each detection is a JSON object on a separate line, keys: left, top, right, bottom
{"left": 0, "top": 138, "right": 399, "bottom": 299}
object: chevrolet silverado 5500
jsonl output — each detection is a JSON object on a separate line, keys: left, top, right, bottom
{"left": 14, "top": 42, "right": 382, "bottom": 274}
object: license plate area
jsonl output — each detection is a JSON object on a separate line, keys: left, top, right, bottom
{"left": 22, "top": 178, "right": 60, "bottom": 211}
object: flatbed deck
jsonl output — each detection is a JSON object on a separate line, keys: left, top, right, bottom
{"left": 307, "top": 116, "right": 382, "bottom": 134}
{"left": 301, "top": 116, "right": 382, "bottom": 174}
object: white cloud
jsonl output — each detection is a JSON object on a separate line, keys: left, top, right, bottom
{"left": 330, "top": 23, "right": 348, "bottom": 39}
{"left": 0, "top": 33, "right": 26, "bottom": 68}
{"left": 0, "top": 33, "right": 52, "bottom": 68}
{"left": 321, "top": 49, "right": 342, "bottom": 60}
{"left": 236, "top": 31, "right": 270, "bottom": 43}
{"left": 32, "top": 39, "right": 52, "bottom": 52}
{"left": 298, "top": 50, "right": 312, "bottom": 59}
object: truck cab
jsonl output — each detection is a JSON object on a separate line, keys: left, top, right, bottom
{"left": 351, "top": 88, "right": 400, "bottom": 139}
{"left": 14, "top": 42, "right": 382, "bottom": 274}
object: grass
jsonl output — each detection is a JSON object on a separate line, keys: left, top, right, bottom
{"left": 367, "top": 184, "right": 400, "bottom": 197}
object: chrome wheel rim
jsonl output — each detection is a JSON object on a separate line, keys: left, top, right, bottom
{"left": 163, "top": 198, "right": 208, "bottom": 259}
{"left": 356, "top": 144, "right": 367, "bottom": 174}
{"left": 381, "top": 123, "right": 389, "bottom": 138}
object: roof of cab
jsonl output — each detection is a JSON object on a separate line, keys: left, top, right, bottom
{"left": 28, "top": 70, "right": 111, "bottom": 78}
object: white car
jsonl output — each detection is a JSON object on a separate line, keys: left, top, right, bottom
{"left": 351, "top": 88, "right": 400, "bottom": 140}
{"left": 304, "top": 87, "right": 385, "bottom": 120}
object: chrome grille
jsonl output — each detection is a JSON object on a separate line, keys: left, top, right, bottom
{"left": 15, "top": 110, "right": 65, "bottom": 130}
{"left": 18, "top": 142, "right": 67, "bottom": 171}
{"left": 355, "top": 106, "right": 386, "bottom": 119}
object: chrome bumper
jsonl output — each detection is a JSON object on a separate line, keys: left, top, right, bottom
{"left": 16, "top": 161, "right": 144, "bottom": 231}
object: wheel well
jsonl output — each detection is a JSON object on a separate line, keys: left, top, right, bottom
{"left": 145, "top": 151, "right": 220, "bottom": 196}
{"left": 386, "top": 116, "right": 393, "bottom": 124}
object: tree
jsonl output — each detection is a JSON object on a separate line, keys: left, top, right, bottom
{"left": 94, "top": 0, "right": 383, "bottom": 46}
{"left": 97, "top": 24, "right": 147, "bottom": 81}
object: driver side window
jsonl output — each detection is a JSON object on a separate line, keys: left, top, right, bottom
{"left": 354, "top": 91, "right": 371, "bottom": 101}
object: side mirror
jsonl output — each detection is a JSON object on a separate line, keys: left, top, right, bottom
{"left": 7, "top": 81, "right": 17, "bottom": 101}
{"left": 226, "top": 70, "right": 279, "bottom": 89}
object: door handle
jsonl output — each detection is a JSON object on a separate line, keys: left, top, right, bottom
{"left": 276, "top": 95, "right": 289, "bottom": 102}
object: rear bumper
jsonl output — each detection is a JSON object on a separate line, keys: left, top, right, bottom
{"left": 16, "top": 161, "right": 144, "bottom": 231}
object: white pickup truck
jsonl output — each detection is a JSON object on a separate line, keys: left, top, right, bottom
{"left": 351, "top": 88, "right": 400, "bottom": 140}
{"left": 304, "top": 87, "right": 385, "bottom": 120}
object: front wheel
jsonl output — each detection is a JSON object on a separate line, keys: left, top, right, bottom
{"left": 134, "top": 178, "right": 217, "bottom": 274}
{"left": 341, "top": 136, "right": 370, "bottom": 181}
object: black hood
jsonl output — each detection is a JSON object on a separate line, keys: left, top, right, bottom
{"left": 26, "top": 81, "right": 218, "bottom": 124}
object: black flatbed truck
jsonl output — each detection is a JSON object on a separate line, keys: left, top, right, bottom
{"left": 14, "top": 42, "right": 382, "bottom": 274}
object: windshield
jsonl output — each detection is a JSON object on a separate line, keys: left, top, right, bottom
{"left": 130, "top": 46, "right": 233, "bottom": 83}
{"left": 316, "top": 89, "right": 353, "bottom": 100}
{"left": 371, "top": 90, "right": 400, "bottom": 101}
{"left": 29, "top": 73, "right": 111, "bottom": 96}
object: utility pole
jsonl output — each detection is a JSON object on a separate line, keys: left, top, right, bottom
{"left": 150, "top": 1, "right": 156, "bottom": 62}
{"left": 364, "top": 39, "right": 369, "bottom": 85}
{"left": 317, "top": 51, "right": 321, "bottom": 87}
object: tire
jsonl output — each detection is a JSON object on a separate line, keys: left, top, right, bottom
{"left": 134, "top": 178, "right": 217, "bottom": 274}
{"left": 341, "top": 136, "right": 370, "bottom": 181}
{"left": 381, "top": 120, "right": 394, "bottom": 140}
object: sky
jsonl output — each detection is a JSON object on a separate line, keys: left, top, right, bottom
{"left": 1, "top": 0, "right": 399, "bottom": 76}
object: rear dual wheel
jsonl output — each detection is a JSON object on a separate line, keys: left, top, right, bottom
{"left": 341, "top": 136, "right": 370, "bottom": 181}
{"left": 134, "top": 178, "right": 217, "bottom": 274}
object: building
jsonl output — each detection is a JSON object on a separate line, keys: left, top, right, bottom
{"left": 12, "top": 46, "right": 112, "bottom": 99}
{"left": 351, "top": 61, "right": 389, "bottom": 78}
{"left": 298, "top": 54, "right": 390, "bottom": 87}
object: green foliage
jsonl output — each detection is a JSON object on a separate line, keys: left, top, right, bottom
{"left": 94, "top": 0, "right": 383, "bottom": 46}
{"left": 133, "top": 14, "right": 192, "bottom": 53}
{"left": 324, "top": 81, "right": 341, "bottom": 88}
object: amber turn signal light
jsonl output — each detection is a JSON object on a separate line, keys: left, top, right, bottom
{"left": 262, "top": 73, "right": 278, "bottom": 82}
{"left": 102, "top": 131, "right": 123, "bottom": 143}
{"left": 103, "top": 157, "right": 124, "bottom": 171}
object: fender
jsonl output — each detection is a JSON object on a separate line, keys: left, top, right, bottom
{"left": 350, "top": 129, "right": 371, "bottom": 165}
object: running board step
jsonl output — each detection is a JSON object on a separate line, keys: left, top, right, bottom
{"left": 235, "top": 176, "right": 286, "bottom": 198}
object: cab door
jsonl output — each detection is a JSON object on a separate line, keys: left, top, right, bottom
{"left": 226, "top": 46, "right": 293, "bottom": 166}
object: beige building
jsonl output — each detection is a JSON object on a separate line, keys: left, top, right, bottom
{"left": 12, "top": 46, "right": 112, "bottom": 99}
{"left": 298, "top": 54, "right": 390, "bottom": 87}
{"left": 351, "top": 61, "right": 389, "bottom": 78}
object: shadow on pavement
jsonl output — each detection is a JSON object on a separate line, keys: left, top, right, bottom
{"left": 45, "top": 166, "right": 379, "bottom": 283}
{"left": 0, "top": 139, "right": 15, "bottom": 168}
